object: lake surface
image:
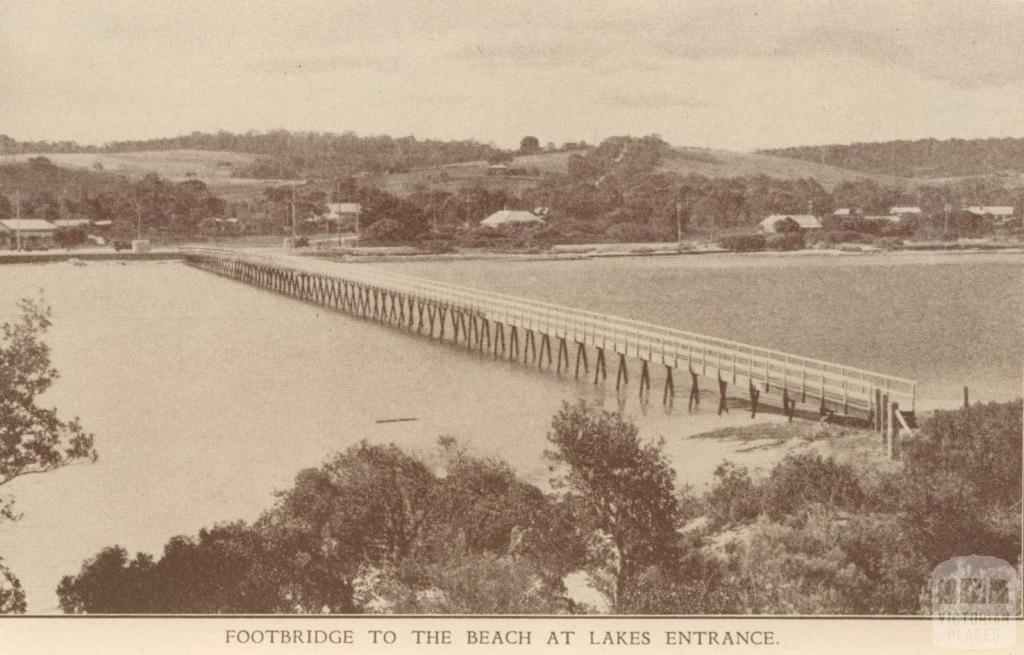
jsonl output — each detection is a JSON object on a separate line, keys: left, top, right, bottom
{"left": 391, "top": 252, "right": 1024, "bottom": 410}
{"left": 0, "top": 252, "right": 1020, "bottom": 611}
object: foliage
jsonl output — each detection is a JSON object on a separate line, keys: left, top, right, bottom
{"left": 772, "top": 217, "right": 802, "bottom": 233}
{"left": 545, "top": 401, "right": 679, "bottom": 611}
{"left": 519, "top": 136, "right": 540, "bottom": 154}
{"left": 54, "top": 227, "right": 87, "bottom": 248}
{"left": 765, "top": 232, "right": 805, "bottom": 250}
{"left": 704, "top": 400, "right": 1022, "bottom": 614}
{"left": 718, "top": 234, "right": 765, "bottom": 252}
{"left": 761, "top": 136, "right": 1024, "bottom": 178}
{"left": 1, "top": 297, "right": 97, "bottom": 513}
{"left": 58, "top": 439, "right": 578, "bottom": 614}
{"left": 0, "top": 559, "right": 26, "bottom": 614}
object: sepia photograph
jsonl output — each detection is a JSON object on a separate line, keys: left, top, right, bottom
{"left": 0, "top": 0, "right": 1022, "bottom": 652}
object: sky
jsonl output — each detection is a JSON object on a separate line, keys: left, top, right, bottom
{"left": 3, "top": 0, "right": 1024, "bottom": 151}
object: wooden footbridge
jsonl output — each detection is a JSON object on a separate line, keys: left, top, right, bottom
{"left": 183, "top": 248, "right": 916, "bottom": 450}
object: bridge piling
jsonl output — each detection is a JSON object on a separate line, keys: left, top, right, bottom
{"left": 184, "top": 249, "right": 916, "bottom": 436}
{"left": 574, "top": 342, "right": 589, "bottom": 380}
{"left": 616, "top": 353, "right": 629, "bottom": 391}
{"left": 663, "top": 366, "right": 674, "bottom": 406}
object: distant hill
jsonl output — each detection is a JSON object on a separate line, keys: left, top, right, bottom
{"left": 658, "top": 147, "right": 902, "bottom": 188}
{"left": 0, "top": 130, "right": 507, "bottom": 179}
{"left": 758, "top": 137, "right": 1024, "bottom": 178}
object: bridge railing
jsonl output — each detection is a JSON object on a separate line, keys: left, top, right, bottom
{"left": 183, "top": 247, "right": 916, "bottom": 412}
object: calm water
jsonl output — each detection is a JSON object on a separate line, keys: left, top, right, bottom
{"left": 392, "top": 252, "right": 1024, "bottom": 409}
{"left": 0, "top": 253, "right": 1020, "bottom": 611}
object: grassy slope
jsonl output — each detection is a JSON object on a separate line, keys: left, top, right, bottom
{"left": 660, "top": 147, "right": 906, "bottom": 188}
{"left": 16, "top": 146, "right": 909, "bottom": 200}
{"left": 13, "top": 150, "right": 288, "bottom": 202}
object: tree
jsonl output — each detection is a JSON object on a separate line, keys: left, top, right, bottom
{"left": 545, "top": 401, "right": 679, "bottom": 611}
{"left": 0, "top": 559, "right": 26, "bottom": 614}
{"left": 772, "top": 217, "right": 803, "bottom": 233}
{"left": 519, "top": 136, "right": 540, "bottom": 154}
{"left": 0, "top": 296, "right": 96, "bottom": 613}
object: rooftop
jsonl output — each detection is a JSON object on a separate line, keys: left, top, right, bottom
{"left": 0, "top": 219, "right": 57, "bottom": 232}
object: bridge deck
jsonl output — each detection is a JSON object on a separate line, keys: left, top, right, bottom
{"left": 183, "top": 248, "right": 916, "bottom": 420}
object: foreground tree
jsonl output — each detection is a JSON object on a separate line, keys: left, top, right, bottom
{"left": 0, "top": 297, "right": 96, "bottom": 613}
{"left": 546, "top": 401, "right": 679, "bottom": 611}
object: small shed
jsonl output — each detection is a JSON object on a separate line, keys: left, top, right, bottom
{"left": 324, "top": 203, "right": 362, "bottom": 222}
{"left": 759, "top": 214, "right": 822, "bottom": 234}
{"left": 480, "top": 210, "right": 545, "bottom": 228}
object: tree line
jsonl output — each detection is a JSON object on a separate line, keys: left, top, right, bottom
{"left": 56, "top": 398, "right": 1022, "bottom": 614}
{"left": 760, "top": 136, "right": 1024, "bottom": 178}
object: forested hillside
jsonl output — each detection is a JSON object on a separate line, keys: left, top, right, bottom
{"left": 759, "top": 137, "right": 1024, "bottom": 178}
{"left": 0, "top": 131, "right": 509, "bottom": 178}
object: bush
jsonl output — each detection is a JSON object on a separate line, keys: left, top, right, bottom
{"left": 816, "top": 230, "right": 863, "bottom": 246}
{"left": 704, "top": 462, "right": 762, "bottom": 527}
{"left": 872, "top": 236, "right": 903, "bottom": 250}
{"left": 603, "top": 222, "right": 651, "bottom": 243}
{"left": 363, "top": 219, "right": 403, "bottom": 243}
{"left": 761, "top": 454, "right": 865, "bottom": 520}
{"left": 718, "top": 234, "right": 766, "bottom": 252}
{"left": 766, "top": 233, "right": 805, "bottom": 251}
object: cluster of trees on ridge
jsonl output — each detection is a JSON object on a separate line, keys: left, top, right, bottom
{"left": 760, "top": 137, "right": 1024, "bottom": 178}
{"left": 56, "top": 397, "right": 1022, "bottom": 615}
{"left": 0, "top": 131, "right": 533, "bottom": 179}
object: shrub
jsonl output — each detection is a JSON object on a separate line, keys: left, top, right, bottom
{"left": 603, "top": 222, "right": 651, "bottom": 243}
{"left": 817, "top": 230, "right": 863, "bottom": 245}
{"left": 363, "top": 219, "right": 403, "bottom": 243}
{"left": 872, "top": 236, "right": 903, "bottom": 250}
{"left": 718, "top": 234, "right": 766, "bottom": 252}
{"left": 761, "top": 454, "right": 865, "bottom": 520}
{"left": 704, "top": 462, "right": 762, "bottom": 527}
{"left": 766, "top": 232, "right": 805, "bottom": 251}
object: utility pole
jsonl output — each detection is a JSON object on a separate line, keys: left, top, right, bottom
{"left": 14, "top": 189, "right": 21, "bottom": 251}
{"left": 675, "top": 202, "right": 682, "bottom": 243}
{"left": 134, "top": 187, "right": 143, "bottom": 240}
{"left": 291, "top": 184, "right": 297, "bottom": 238}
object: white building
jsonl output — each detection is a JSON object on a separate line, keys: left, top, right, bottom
{"left": 0, "top": 219, "right": 57, "bottom": 249}
{"left": 964, "top": 206, "right": 1014, "bottom": 218}
{"left": 324, "top": 203, "right": 362, "bottom": 223}
{"left": 889, "top": 206, "right": 922, "bottom": 217}
{"left": 480, "top": 210, "right": 545, "bottom": 227}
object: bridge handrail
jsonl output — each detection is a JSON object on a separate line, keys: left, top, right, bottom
{"left": 182, "top": 247, "right": 916, "bottom": 402}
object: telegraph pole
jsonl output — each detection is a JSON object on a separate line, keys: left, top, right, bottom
{"left": 675, "top": 202, "right": 682, "bottom": 243}
{"left": 134, "top": 187, "right": 143, "bottom": 240}
{"left": 291, "top": 184, "right": 297, "bottom": 238}
{"left": 13, "top": 189, "right": 22, "bottom": 250}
